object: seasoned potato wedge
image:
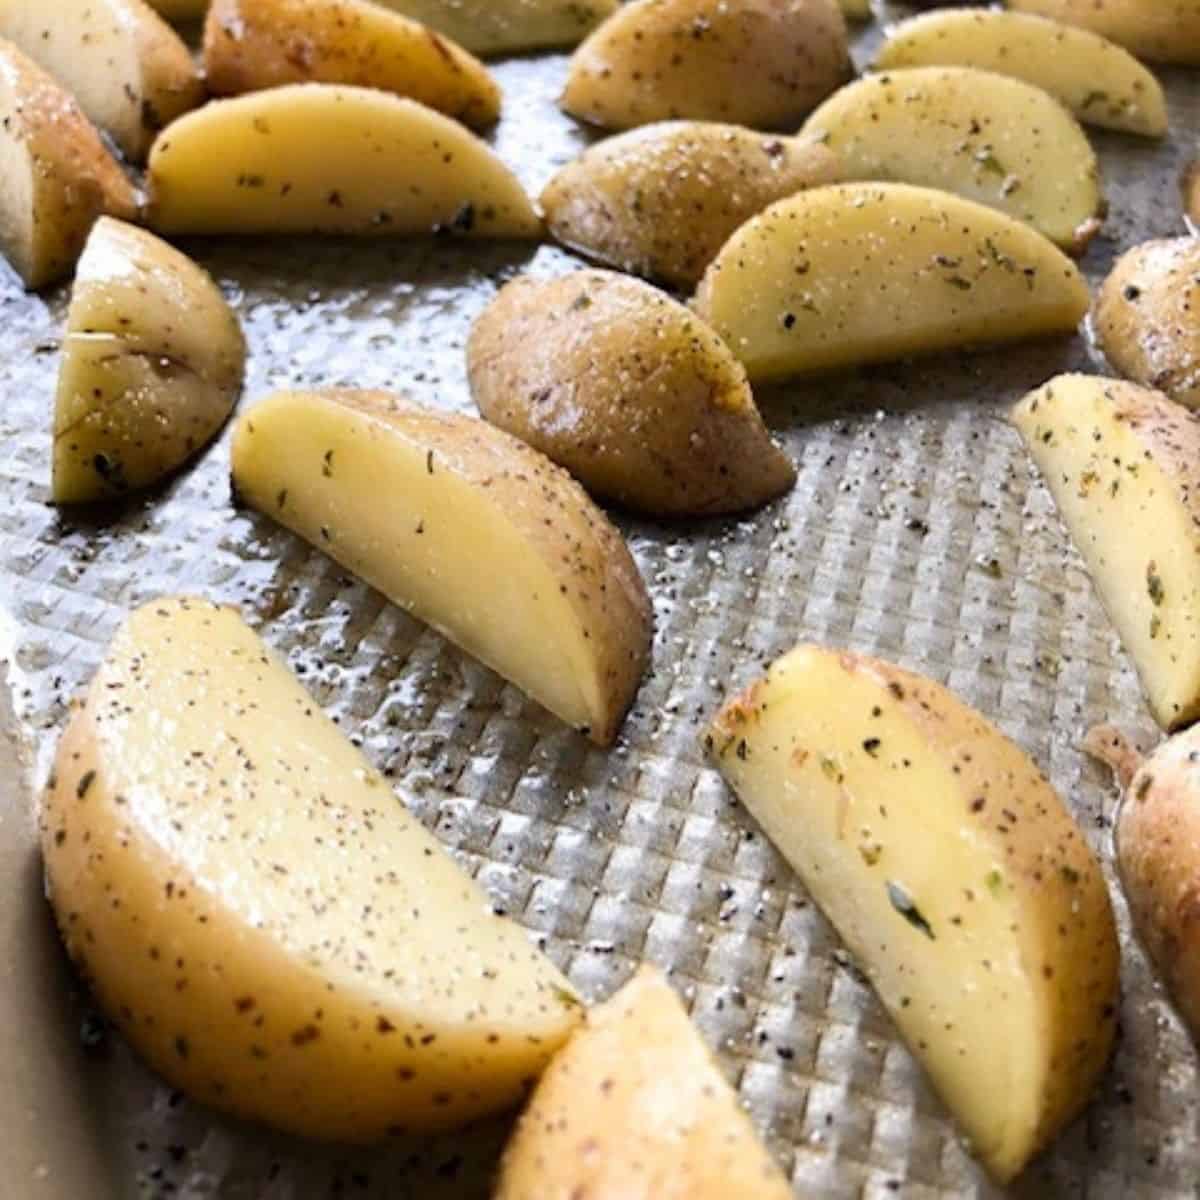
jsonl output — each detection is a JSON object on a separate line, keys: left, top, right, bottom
{"left": 40, "top": 597, "right": 582, "bottom": 1141}
{"left": 540, "top": 124, "right": 841, "bottom": 289}
{"left": 231, "top": 390, "right": 651, "bottom": 745}
{"left": 1007, "top": 0, "right": 1200, "bottom": 65}
{"left": 0, "top": 40, "right": 140, "bottom": 288}
{"left": 1094, "top": 238, "right": 1200, "bottom": 408}
{"left": 694, "top": 183, "right": 1089, "bottom": 381}
{"left": 1186, "top": 162, "right": 1199, "bottom": 235}
{"left": 1012, "top": 374, "right": 1200, "bottom": 729}
{"left": 562, "top": 0, "right": 851, "bottom": 132}
{"left": 52, "top": 217, "right": 245, "bottom": 504}
{"left": 203, "top": 0, "right": 500, "bottom": 129}
{"left": 495, "top": 966, "right": 792, "bottom": 1200}
{"left": 874, "top": 10, "right": 1166, "bottom": 138}
{"left": 468, "top": 270, "right": 795, "bottom": 517}
{"left": 705, "top": 645, "right": 1119, "bottom": 1183}
{"left": 0, "top": 0, "right": 203, "bottom": 162}
{"left": 800, "top": 67, "right": 1103, "bottom": 251}
{"left": 147, "top": 86, "right": 538, "bottom": 237}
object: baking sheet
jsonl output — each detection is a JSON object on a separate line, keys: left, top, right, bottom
{"left": 1, "top": 10, "right": 1198, "bottom": 1197}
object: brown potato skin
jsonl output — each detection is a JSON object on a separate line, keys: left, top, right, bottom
{"left": 540, "top": 123, "right": 841, "bottom": 289}
{"left": 468, "top": 270, "right": 796, "bottom": 517}
{"left": 561, "top": 0, "right": 852, "bottom": 131}
{"left": 1094, "top": 238, "right": 1200, "bottom": 409}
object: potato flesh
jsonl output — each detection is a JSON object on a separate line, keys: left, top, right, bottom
{"left": 800, "top": 67, "right": 1102, "bottom": 251}
{"left": 39, "top": 597, "right": 582, "bottom": 1141}
{"left": 693, "top": 182, "right": 1090, "bottom": 381}
{"left": 1007, "top": 0, "right": 1200, "bottom": 65}
{"left": 874, "top": 10, "right": 1166, "bottom": 137}
{"left": 146, "top": 85, "right": 538, "bottom": 237}
{"left": 1012, "top": 374, "right": 1200, "bottom": 730}
{"left": 706, "top": 645, "right": 1119, "bottom": 1182}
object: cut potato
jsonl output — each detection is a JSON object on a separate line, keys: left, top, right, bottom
{"left": 231, "top": 389, "right": 652, "bottom": 745}
{"left": 1006, "top": 0, "right": 1200, "bottom": 65}
{"left": 40, "top": 597, "right": 582, "bottom": 1141}
{"left": 705, "top": 645, "right": 1119, "bottom": 1183}
{"left": 874, "top": 10, "right": 1166, "bottom": 138}
{"left": 1093, "top": 238, "right": 1200, "bottom": 409}
{"left": 0, "top": 39, "right": 140, "bottom": 288}
{"left": 562, "top": 0, "right": 851, "bottom": 132}
{"left": 693, "top": 183, "right": 1089, "bottom": 382}
{"left": 203, "top": 0, "right": 500, "bottom": 129}
{"left": 1013, "top": 374, "right": 1200, "bottom": 730}
{"left": 1185, "top": 161, "right": 1199, "bottom": 235}
{"left": 800, "top": 66, "right": 1103, "bottom": 252}
{"left": 495, "top": 966, "right": 792, "bottom": 1200}
{"left": 147, "top": 85, "right": 538, "bottom": 237}
{"left": 52, "top": 217, "right": 246, "bottom": 504}
{"left": 540, "top": 123, "right": 841, "bottom": 289}
{"left": 468, "top": 270, "right": 796, "bottom": 517}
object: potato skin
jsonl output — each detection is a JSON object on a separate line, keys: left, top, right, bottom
{"left": 1094, "top": 238, "right": 1200, "bottom": 409}
{"left": 540, "top": 124, "right": 840, "bottom": 289}
{"left": 1008, "top": 0, "right": 1200, "bottom": 64}
{"left": 468, "top": 271, "right": 795, "bottom": 517}
{"left": 562, "top": 0, "right": 852, "bottom": 131}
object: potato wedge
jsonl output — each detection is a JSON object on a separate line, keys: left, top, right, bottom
{"left": 146, "top": 85, "right": 538, "bottom": 237}
{"left": 1093, "top": 239, "right": 1200, "bottom": 409}
{"left": 0, "top": 39, "right": 140, "bottom": 288}
{"left": 1186, "top": 161, "right": 1199, "bottom": 235}
{"left": 203, "top": 0, "right": 500, "bottom": 129}
{"left": 52, "top": 217, "right": 245, "bottom": 504}
{"left": 800, "top": 67, "right": 1103, "bottom": 251}
{"left": 231, "top": 389, "right": 651, "bottom": 745}
{"left": 1013, "top": 374, "right": 1200, "bottom": 730}
{"left": 495, "top": 966, "right": 792, "bottom": 1200}
{"left": 540, "top": 123, "right": 841, "bottom": 289}
{"left": 40, "top": 596, "right": 582, "bottom": 1141}
{"left": 562, "top": 0, "right": 852, "bottom": 132}
{"left": 468, "top": 270, "right": 795, "bottom": 517}
{"left": 1006, "top": 0, "right": 1200, "bottom": 65}
{"left": 838, "top": 0, "right": 871, "bottom": 20}
{"left": 693, "top": 183, "right": 1089, "bottom": 382}
{"left": 705, "top": 645, "right": 1119, "bottom": 1183}
{"left": 874, "top": 10, "right": 1166, "bottom": 138}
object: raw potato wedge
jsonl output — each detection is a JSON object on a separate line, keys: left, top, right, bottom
{"left": 468, "top": 270, "right": 796, "bottom": 517}
{"left": 52, "top": 217, "right": 246, "bottom": 504}
{"left": 1007, "top": 0, "right": 1200, "bottom": 65}
{"left": 562, "top": 0, "right": 852, "bottom": 132}
{"left": 874, "top": 10, "right": 1166, "bottom": 138}
{"left": 494, "top": 966, "right": 792, "bottom": 1200}
{"left": 203, "top": 0, "right": 500, "bottom": 129}
{"left": 540, "top": 123, "right": 842, "bottom": 289}
{"left": 1012, "top": 374, "right": 1200, "bottom": 730}
{"left": 705, "top": 645, "right": 1120, "bottom": 1183}
{"left": 231, "top": 389, "right": 652, "bottom": 745}
{"left": 1094, "top": 238, "right": 1200, "bottom": 408}
{"left": 0, "top": 40, "right": 140, "bottom": 288}
{"left": 800, "top": 66, "right": 1103, "bottom": 252}
{"left": 40, "top": 597, "right": 583, "bottom": 1141}
{"left": 693, "top": 183, "right": 1090, "bottom": 382}
{"left": 147, "top": 85, "right": 538, "bottom": 237}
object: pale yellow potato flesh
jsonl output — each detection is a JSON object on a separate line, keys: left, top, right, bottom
{"left": 39, "top": 597, "right": 582, "bottom": 1141}
{"left": 231, "top": 389, "right": 652, "bottom": 745}
{"left": 1013, "top": 374, "right": 1200, "bottom": 731}
{"left": 705, "top": 645, "right": 1119, "bottom": 1183}
{"left": 562, "top": 0, "right": 852, "bottom": 132}
{"left": 203, "top": 0, "right": 500, "bottom": 129}
{"left": 874, "top": 10, "right": 1166, "bottom": 138}
{"left": 801, "top": 66, "right": 1103, "bottom": 251}
{"left": 1007, "top": 0, "right": 1200, "bottom": 65}
{"left": 495, "top": 966, "right": 792, "bottom": 1200}
{"left": 52, "top": 217, "right": 246, "bottom": 504}
{"left": 0, "top": 39, "right": 140, "bottom": 288}
{"left": 693, "top": 182, "right": 1090, "bottom": 382}
{"left": 540, "top": 123, "right": 842, "bottom": 289}
{"left": 146, "top": 85, "right": 539, "bottom": 237}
